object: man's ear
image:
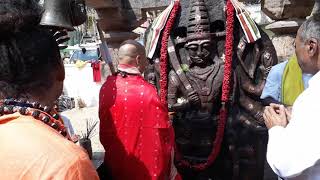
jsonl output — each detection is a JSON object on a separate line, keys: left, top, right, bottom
{"left": 306, "top": 38, "right": 319, "bottom": 57}
{"left": 135, "top": 55, "right": 141, "bottom": 65}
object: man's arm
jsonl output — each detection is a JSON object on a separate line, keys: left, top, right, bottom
{"left": 261, "top": 62, "right": 287, "bottom": 105}
{"left": 262, "top": 97, "right": 281, "bottom": 106}
{"left": 264, "top": 98, "right": 320, "bottom": 178}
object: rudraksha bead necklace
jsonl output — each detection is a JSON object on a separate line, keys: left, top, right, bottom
{"left": 0, "top": 98, "right": 70, "bottom": 140}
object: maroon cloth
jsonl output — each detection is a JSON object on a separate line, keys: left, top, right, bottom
{"left": 91, "top": 61, "right": 101, "bottom": 82}
{"left": 99, "top": 73, "right": 175, "bottom": 180}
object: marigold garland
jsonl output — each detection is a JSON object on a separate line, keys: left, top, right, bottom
{"left": 159, "top": 0, "right": 235, "bottom": 171}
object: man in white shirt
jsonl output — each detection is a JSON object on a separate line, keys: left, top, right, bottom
{"left": 263, "top": 16, "right": 320, "bottom": 180}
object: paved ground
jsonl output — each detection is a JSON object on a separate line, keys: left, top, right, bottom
{"left": 61, "top": 107, "right": 105, "bottom": 168}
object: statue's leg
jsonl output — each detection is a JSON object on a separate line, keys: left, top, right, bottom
{"left": 255, "top": 133, "right": 268, "bottom": 180}
{"left": 234, "top": 112, "right": 268, "bottom": 180}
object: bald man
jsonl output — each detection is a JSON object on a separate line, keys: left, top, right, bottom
{"left": 117, "top": 40, "right": 148, "bottom": 73}
{"left": 99, "top": 40, "right": 177, "bottom": 180}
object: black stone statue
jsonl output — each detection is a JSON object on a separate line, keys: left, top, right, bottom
{"left": 145, "top": 0, "right": 278, "bottom": 179}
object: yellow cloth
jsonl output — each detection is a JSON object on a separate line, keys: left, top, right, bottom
{"left": 75, "top": 60, "right": 88, "bottom": 69}
{"left": 281, "top": 55, "right": 304, "bottom": 106}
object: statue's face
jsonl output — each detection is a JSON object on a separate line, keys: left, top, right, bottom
{"left": 186, "top": 39, "right": 211, "bottom": 64}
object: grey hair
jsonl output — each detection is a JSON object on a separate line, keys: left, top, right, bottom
{"left": 299, "top": 15, "right": 320, "bottom": 42}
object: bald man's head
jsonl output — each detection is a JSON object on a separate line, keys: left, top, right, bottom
{"left": 118, "top": 40, "right": 145, "bottom": 60}
{"left": 118, "top": 40, "right": 148, "bottom": 72}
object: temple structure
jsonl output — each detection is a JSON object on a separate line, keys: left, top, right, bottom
{"left": 85, "top": 0, "right": 170, "bottom": 47}
{"left": 85, "top": 0, "right": 315, "bottom": 61}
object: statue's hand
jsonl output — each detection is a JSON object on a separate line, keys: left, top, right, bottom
{"left": 239, "top": 114, "right": 267, "bottom": 133}
{"left": 260, "top": 51, "right": 273, "bottom": 78}
{"left": 253, "top": 111, "right": 265, "bottom": 124}
{"left": 187, "top": 90, "right": 201, "bottom": 107}
{"left": 147, "top": 73, "right": 156, "bottom": 86}
{"left": 258, "top": 65, "right": 268, "bottom": 80}
{"left": 169, "top": 103, "right": 188, "bottom": 112}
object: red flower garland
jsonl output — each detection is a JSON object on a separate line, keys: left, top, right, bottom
{"left": 221, "top": 0, "right": 235, "bottom": 103}
{"left": 159, "top": 0, "right": 235, "bottom": 171}
{"left": 159, "top": 1, "right": 181, "bottom": 104}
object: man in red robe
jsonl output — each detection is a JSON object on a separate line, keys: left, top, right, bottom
{"left": 99, "top": 40, "right": 178, "bottom": 180}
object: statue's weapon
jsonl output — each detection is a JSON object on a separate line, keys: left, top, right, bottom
{"left": 95, "top": 20, "right": 116, "bottom": 75}
{"left": 168, "top": 37, "right": 194, "bottom": 93}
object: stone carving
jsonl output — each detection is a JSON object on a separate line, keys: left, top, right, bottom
{"left": 236, "top": 31, "right": 277, "bottom": 130}
{"left": 145, "top": 0, "right": 278, "bottom": 179}
{"left": 232, "top": 28, "right": 277, "bottom": 180}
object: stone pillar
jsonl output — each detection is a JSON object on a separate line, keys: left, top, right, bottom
{"left": 86, "top": 0, "right": 170, "bottom": 46}
{"left": 85, "top": 0, "right": 170, "bottom": 73}
{"left": 85, "top": 0, "right": 139, "bottom": 72}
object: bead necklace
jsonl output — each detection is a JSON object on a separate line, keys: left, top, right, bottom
{"left": 0, "top": 98, "right": 70, "bottom": 140}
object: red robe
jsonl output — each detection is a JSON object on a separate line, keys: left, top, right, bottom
{"left": 99, "top": 68, "right": 175, "bottom": 180}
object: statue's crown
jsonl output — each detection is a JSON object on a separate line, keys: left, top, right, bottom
{"left": 187, "top": 0, "right": 211, "bottom": 41}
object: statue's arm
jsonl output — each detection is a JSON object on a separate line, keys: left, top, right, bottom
{"left": 261, "top": 97, "right": 281, "bottom": 106}
{"left": 238, "top": 39, "right": 275, "bottom": 97}
{"left": 239, "top": 94, "right": 265, "bottom": 124}
{"left": 167, "top": 70, "right": 191, "bottom": 112}
{"left": 240, "top": 51, "right": 275, "bottom": 96}
{"left": 240, "top": 69, "right": 266, "bottom": 96}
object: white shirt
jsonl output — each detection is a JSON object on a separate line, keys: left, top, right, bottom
{"left": 267, "top": 71, "right": 320, "bottom": 180}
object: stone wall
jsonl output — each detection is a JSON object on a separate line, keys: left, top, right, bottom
{"left": 86, "top": 0, "right": 121, "bottom": 9}
{"left": 270, "top": 34, "right": 296, "bottom": 62}
{"left": 262, "top": 0, "right": 315, "bottom": 62}
{"left": 122, "top": 0, "right": 170, "bottom": 20}
{"left": 262, "top": 0, "right": 314, "bottom": 20}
